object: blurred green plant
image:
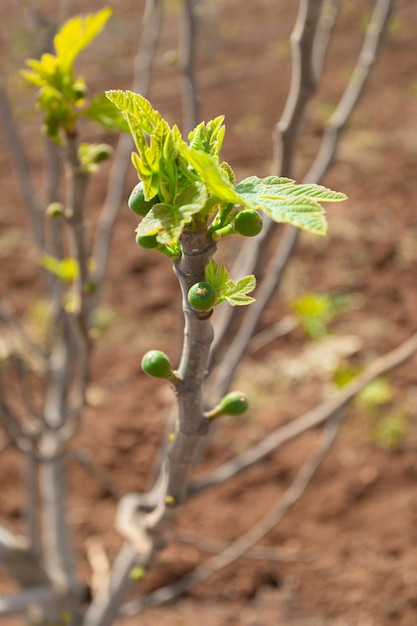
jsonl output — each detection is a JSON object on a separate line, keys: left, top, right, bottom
{"left": 290, "top": 291, "right": 352, "bottom": 339}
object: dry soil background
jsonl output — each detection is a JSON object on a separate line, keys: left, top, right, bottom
{"left": 1, "top": 1, "right": 417, "bottom": 625}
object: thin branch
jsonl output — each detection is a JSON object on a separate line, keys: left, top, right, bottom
{"left": 24, "top": 448, "right": 41, "bottom": 555}
{"left": 0, "top": 525, "right": 51, "bottom": 588}
{"left": 82, "top": 543, "right": 138, "bottom": 626}
{"left": 91, "top": 0, "right": 164, "bottom": 302}
{"left": 192, "top": 329, "right": 417, "bottom": 495}
{"left": 171, "top": 527, "right": 313, "bottom": 562}
{"left": 312, "top": 0, "right": 340, "bottom": 79}
{"left": 0, "top": 84, "right": 45, "bottom": 254}
{"left": 0, "top": 394, "right": 32, "bottom": 453}
{"left": 275, "top": 0, "right": 324, "bottom": 177}
{"left": 121, "top": 413, "right": 340, "bottom": 615}
{"left": 0, "top": 587, "right": 59, "bottom": 619}
{"left": 209, "top": 0, "right": 393, "bottom": 396}
{"left": 178, "top": 0, "right": 199, "bottom": 133}
{"left": 209, "top": 223, "right": 300, "bottom": 400}
{"left": 305, "top": 0, "right": 394, "bottom": 184}
{"left": 210, "top": 0, "right": 324, "bottom": 370}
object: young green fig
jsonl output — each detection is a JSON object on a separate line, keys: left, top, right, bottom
{"left": 219, "top": 391, "right": 249, "bottom": 416}
{"left": 141, "top": 350, "right": 173, "bottom": 379}
{"left": 187, "top": 282, "right": 217, "bottom": 311}
{"left": 128, "top": 182, "right": 159, "bottom": 217}
{"left": 135, "top": 232, "right": 159, "bottom": 249}
{"left": 234, "top": 209, "right": 263, "bottom": 237}
{"left": 46, "top": 202, "right": 65, "bottom": 218}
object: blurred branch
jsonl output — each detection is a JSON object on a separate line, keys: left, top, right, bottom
{"left": 312, "top": 0, "right": 340, "bottom": 79}
{"left": 121, "top": 412, "right": 340, "bottom": 615}
{"left": 178, "top": 0, "right": 199, "bottom": 133}
{"left": 192, "top": 329, "right": 417, "bottom": 495}
{"left": 210, "top": 0, "right": 324, "bottom": 374}
{"left": 0, "top": 587, "right": 59, "bottom": 619}
{"left": 0, "top": 524, "right": 51, "bottom": 589}
{"left": 171, "top": 527, "right": 313, "bottom": 562}
{"left": 209, "top": 0, "right": 393, "bottom": 398}
{"left": 305, "top": 0, "right": 393, "bottom": 183}
{"left": 0, "top": 84, "right": 45, "bottom": 254}
{"left": 91, "top": 0, "right": 164, "bottom": 302}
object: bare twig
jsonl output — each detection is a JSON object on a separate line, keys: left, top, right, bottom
{"left": 305, "top": 0, "right": 394, "bottom": 184}
{"left": 209, "top": 0, "right": 393, "bottom": 397}
{"left": 178, "top": 0, "right": 199, "bottom": 133}
{"left": 192, "top": 329, "right": 417, "bottom": 495}
{"left": 91, "top": 0, "right": 164, "bottom": 301}
{"left": 0, "top": 524, "right": 51, "bottom": 589}
{"left": 312, "top": 0, "right": 340, "bottom": 79}
{"left": 171, "top": 527, "right": 313, "bottom": 562}
{"left": 210, "top": 0, "right": 324, "bottom": 372}
{"left": 0, "top": 587, "right": 60, "bottom": 619}
{"left": 121, "top": 413, "right": 341, "bottom": 615}
{"left": 0, "top": 84, "right": 45, "bottom": 254}
{"left": 210, "top": 224, "right": 301, "bottom": 399}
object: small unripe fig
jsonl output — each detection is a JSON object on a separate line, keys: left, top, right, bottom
{"left": 83, "top": 279, "right": 97, "bottom": 294}
{"left": 73, "top": 81, "right": 87, "bottom": 101}
{"left": 46, "top": 202, "right": 65, "bottom": 218}
{"left": 91, "top": 144, "right": 112, "bottom": 163}
{"left": 234, "top": 209, "right": 263, "bottom": 237}
{"left": 128, "top": 182, "right": 159, "bottom": 217}
{"left": 219, "top": 391, "right": 248, "bottom": 416}
{"left": 141, "top": 350, "right": 173, "bottom": 379}
{"left": 135, "top": 232, "right": 159, "bottom": 249}
{"left": 187, "top": 282, "right": 217, "bottom": 311}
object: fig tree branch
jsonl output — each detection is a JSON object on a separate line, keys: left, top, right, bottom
{"left": 191, "top": 329, "right": 417, "bottom": 495}
{"left": 91, "top": 0, "right": 164, "bottom": 303}
{"left": 305, "top": 0, "right": 393, "bottom": 184}
{"left": 209, "top": 0, "right": 393, "bottom": 397}
{"left": 178, "top": 0, "right": 199, "bottom": 133}
{"left": 121, "top": 412, "right": 341, "bottom": 615}
{"left": 210, "top": 0, "right": 324, "bottom": 369}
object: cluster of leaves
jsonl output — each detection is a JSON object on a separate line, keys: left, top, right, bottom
{"left": 21, "top": 8, "right": 127, "bottom": 144}
{"left": 106, "top": 90, "right": 347, "bottom": 309}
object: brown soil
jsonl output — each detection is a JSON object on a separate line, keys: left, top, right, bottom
{"left": 1, "top": 1, "right": 417, "bottom": 625}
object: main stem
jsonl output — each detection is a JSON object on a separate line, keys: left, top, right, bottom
{"left": 167, "top": 228, "right": 216, "bottom": 504}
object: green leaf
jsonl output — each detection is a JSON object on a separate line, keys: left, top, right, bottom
{"left": 188, "top": 116, "right": 225, "bottom": 155}
{"left": 54, "top": 8, "right": 112, "bottom": 73}
{"left": 234, "top": 176, "right": 347, "bottom": 236}
{"left": 204, "top": 259, "right": 255, "bottom": 306}
{"left": 40, "top": 255, "right": 78, "bottom": 282}
{"left": 137, "top": 182, "right": 208, "bottom": 244}
{"left": 223, "top": 275, "right": 256, "bottom": 306}
{"left": 105, "top": 90, "right": 167, "bottom": 138}
{"left": 179, "top": 145, "right": 242, "bottom": 204}
{"left": 255, "top": 196, "right": 328, "bottom": 235}
{"left": 205, "top": 258, "right": 230, "bottom": 292}
{"left": 83, "top": 94, "right": 130, "bottom": 133}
